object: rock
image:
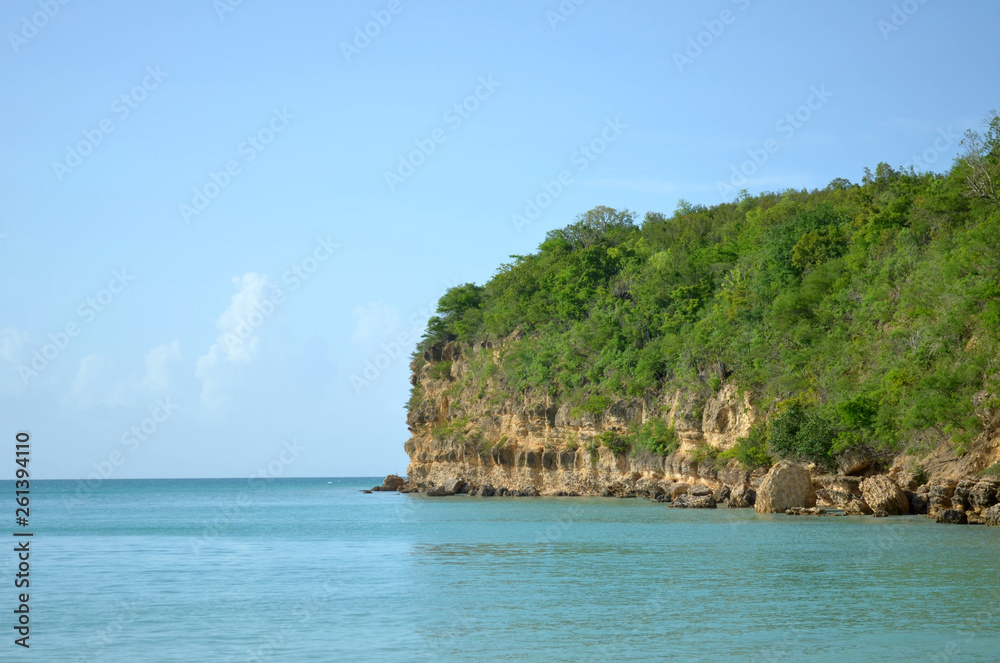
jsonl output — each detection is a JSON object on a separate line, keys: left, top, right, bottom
{"left": 927, "top": 481, "right": 956, "bottom": 515}
{"left": 785, "top": 507, "right": 826, "bottom": 516}
{"left": 728, "top": 483, "right": 756, "bottom": 509}
{"left": 479, "top": 484, "right": 496, "bottom": 497}
{"left": 843, "top": 498, "right": 873, "bottom": 516}
{"left": 381, "top": 474, "right": 405, "bottom": 491}
{"left": 936, "top": 509, "right": 969, "bottom": 525}
{"left": 835, "top": 447, "right": 878, "bottom": 475}
{"left": 670, "top": 483, "right": 690, "bottom": 499}
{"left": 872, "top": 510, "right": 888, "bottom": 518}
{"left": 713, "top": 485, "right": 731, "bottom": 503}
{"left": 908, "top": 492, "right": 929, "bottom": 515}
{"left": 425, "top": 485, "right": 448, "bottom": 497}
{"left": 671, "top": 494, "right": 717, "bottom": 508}
{"left": 442, "top": 478, "right": 466, "bottom": 495}
{"left": 970, "top": 481, "right": 998, "bottom": 511}
{"left": 361, "top": 489, "right": 373, "bottom": 494}
{"left": 984, "top": 504, "right": 1000, "bottom": 527}
{"left": 689, "top": 484, "right": 713, "bottom": 497}
{"left": 755, "top": 461, "right": 816, "bottom": 514}
{"left": 859, "top": 475, "right": 909, "bottom": 516}
{"left": 399, "top": 485, "right": 419, "bottom": 494}
{"left": 522, "top": 486, "right": 539, "bottom": 497}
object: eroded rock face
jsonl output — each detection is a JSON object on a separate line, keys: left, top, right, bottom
{"left": 860, "top": 475, "right": 909, "bottom": 516}
{"left": 755, "top": 462, "right": 816, "bottom": 514}
{"left": 984, "top": 504, "right": 1000, "bottom": 527}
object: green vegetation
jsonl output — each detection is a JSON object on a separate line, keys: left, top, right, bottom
{"left": 717, "top": 422, "right": 772, "bottom": 468}
{"left": 427, "top": 360, "right": 453, "bottom": 381}
{"left": 630, "top": 418, "right": 680, "bottom": 456}
{"left": 412, "top": 112, "right": 1000, "bottom": 466}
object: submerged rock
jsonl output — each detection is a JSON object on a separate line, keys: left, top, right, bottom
{"left": 755, "top": 461, "right": 816, "bottom": 514}
{"left": 785, "top": 507, "right": 826, "bottom": 516}
{"left": 670, "top": 494, "right": 717, "bottom": 508}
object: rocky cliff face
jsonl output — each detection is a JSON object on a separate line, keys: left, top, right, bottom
{"left": 403, "top": 339, "right": 1000, "bottom": 520}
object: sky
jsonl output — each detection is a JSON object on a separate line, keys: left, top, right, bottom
{"left": 2, "top": 0, "right": 999, "bottom": 480}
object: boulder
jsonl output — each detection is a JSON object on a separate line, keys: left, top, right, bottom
{"left": 442, "top": 478, "right": 466, "bottom": 495}
{"left": 755, "top": 461, "right": 816, "bottom": 514}
{"left": 872, "top": 510, "right": 888, "bottom": 518}
{"left": 785, "top": 507, "right": 826, "bottom": 516}
{"left": 927, "top": 481, "right": 956, "bottom": 515}
{"left": 522, "top": 486, "right": 539, "bottom": 497}
{"left": 859, "top": 475, "right": 909, "bottom": 516}
{"left": 381, "top": 474, "right": 405, "bottom": 491}
{"left": 669, "top": 483, "right": 690, "bottom": 499}
{"left": 425, "top": 485, "right": 449, "bottom": 497}
{"left": 479, "top": 484, "right": 496, "bottom": 497}
{"left": 984, "top": 504, "right": 1000, "bottom": 527}
{"left": 843, "top": 498, "right": 873, "bottom": 515}
{"left": 728, "top": 483, "right": 756, "bottom": 509}
{"left": 936, "top": 509, "right": 969, "bottom": 525}
{"left": 689, "top": 484, "right": 713, "bottom": 497}
{"left": 399, "top": 485, "right": 419, "bottom": 494}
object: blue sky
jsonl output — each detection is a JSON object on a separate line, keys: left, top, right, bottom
{"left": 2, "top": 0, "right": 998, "bottom": 479}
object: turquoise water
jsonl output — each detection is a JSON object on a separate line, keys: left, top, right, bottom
{"left": 3, "top": 478, "right": 999, "bottom": 661}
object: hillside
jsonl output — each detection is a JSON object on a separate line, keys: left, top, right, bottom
{"left": 403, "top": 113, "right": 1000, "bottom": 501}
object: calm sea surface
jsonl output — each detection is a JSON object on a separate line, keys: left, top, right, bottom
{"left": 2, "top": 478, "right": 999, "bottom": 662}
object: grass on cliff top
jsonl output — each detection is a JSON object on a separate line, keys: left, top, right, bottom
{"left": 410, "top": 112, "right": 1000, "bottom": 468}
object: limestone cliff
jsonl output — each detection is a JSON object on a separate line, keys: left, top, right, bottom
{"left": 403, "top": 338, "right": 1000, "bottom": 517}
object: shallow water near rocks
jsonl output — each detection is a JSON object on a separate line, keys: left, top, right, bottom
{"left": 9, "top": 478, "right": 1000, "bottom": 661}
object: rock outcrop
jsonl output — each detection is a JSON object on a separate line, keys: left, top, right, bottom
{"left": 984, "top": 504, "right": 1000, "bottom": 527}
{"left": 754, "top": 462, "right": 816, "bottom": 514}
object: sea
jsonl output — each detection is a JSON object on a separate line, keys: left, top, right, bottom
{"left": 2, "top": 477, "right": 999, "bottom": 662}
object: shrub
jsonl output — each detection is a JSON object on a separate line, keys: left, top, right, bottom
{"left": 718, "top": 422, "right": 772, "bottom": 468}
{"left": 428, "top": 361, "right": 453, "bottom": 381}
{"left": 768, "top": 401, "right": 836, "bottom": 468}
{"left": 631, "top": 418, "right": 679, "bottom": 456}
{"left": 597, "top": 431, "right": 630, "bottom": 456}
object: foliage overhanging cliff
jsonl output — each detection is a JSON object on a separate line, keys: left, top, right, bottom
{"left": 407, "top": 113, "right": 1000, "bottom": 474}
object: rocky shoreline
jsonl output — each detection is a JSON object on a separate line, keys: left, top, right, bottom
{"left": 371, "top": 467, "right": 1000, "bottom": 527}
{"left": 394, "top": 339, "right": 1000, "bottom": 528}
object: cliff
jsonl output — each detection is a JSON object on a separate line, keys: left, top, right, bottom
{"left": 402, "top": 337, "right": 1000, "bottom": 520}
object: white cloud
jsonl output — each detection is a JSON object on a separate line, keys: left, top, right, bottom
{"left": 139, "top": 341, "right": 182, "bottom": 392}
{"left": 69, "top": 354, "right": 109, "bottom": 408}
{"left": 196, "top": 273, "right": 282, "bottom": 407}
